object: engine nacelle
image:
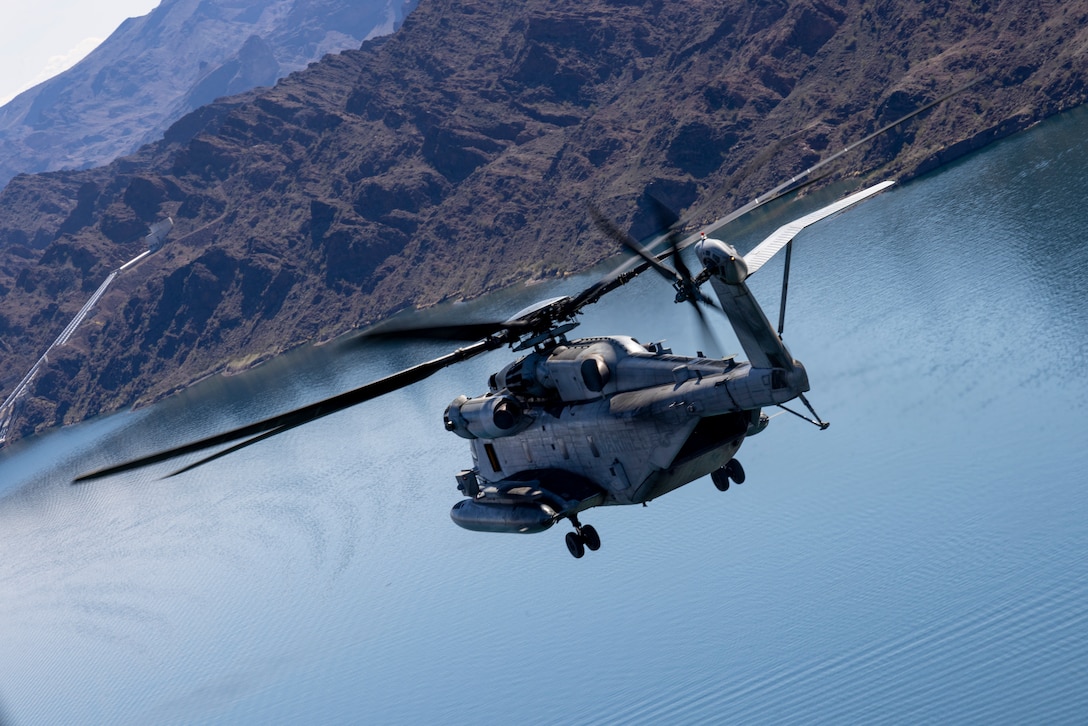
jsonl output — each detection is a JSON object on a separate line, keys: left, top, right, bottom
{"left": 695, "top": 236, "right": 749, "bottom": 284}
{"left": 490, "top": 352, "right": 551, "bottom": 398}
{"left": 444, "top": 393, "right": 533, "bottom": 440}
{"left": 450, "top": 499, "right": 557, "bottom": 534}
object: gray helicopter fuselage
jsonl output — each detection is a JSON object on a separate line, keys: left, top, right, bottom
{"left": 445, "top": 180, "right": 895, "bottom": 543}
{"left": 448, "top": 231, "right": 818, "bottom": 533}
{"left": 458, "top": 336, "right": 755, "bottom": 504}
{"left": 448, "top": 309, "right": 807, "bottom": 533}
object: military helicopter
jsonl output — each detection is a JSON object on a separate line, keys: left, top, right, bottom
{"left": 73, "top": 93, "right": 954, "bottom": 558}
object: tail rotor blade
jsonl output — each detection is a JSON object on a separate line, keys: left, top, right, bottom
{"left": 597, "top": 195, "right": 725, "bottom": 355}
{"left": 691, "top": 294, "right": 723, "bottom": 358}
{"left": 645, "top": 195, "right": 721, "bottom": 313}
{"left": 588, "top": 204, "right": 680, "bottom": 285}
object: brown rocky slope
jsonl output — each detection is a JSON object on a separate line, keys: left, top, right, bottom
{"left": 1, "top": 0, "right": 1086, "bottom": 440}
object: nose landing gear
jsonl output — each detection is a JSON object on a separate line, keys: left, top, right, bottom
{"left": 564, "top": 514, "right": 601, "bottom": 558}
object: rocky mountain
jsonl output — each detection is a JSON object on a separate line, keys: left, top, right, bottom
{"left": 1, "top": 0, "right": 1086, "bottom": 441}
{"left": 0, "top": 0, "right": 416, "bottom": 188}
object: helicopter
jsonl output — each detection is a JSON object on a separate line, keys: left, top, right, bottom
{"left": 440, "top": 179, "right": 894, "bottom": 558}
{"left": 73, "top": 92, "right": 958, "bottom": 558}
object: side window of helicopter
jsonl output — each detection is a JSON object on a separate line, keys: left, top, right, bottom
{"left": 483, "top": 442, "right": 502, "bottom": 473}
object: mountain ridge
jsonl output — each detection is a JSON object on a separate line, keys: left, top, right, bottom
{"left": 1, "top": 0, "right": 1086, "bottom": 441}
{"left": 0, "top": 0, "right": 416, "bottom": 188}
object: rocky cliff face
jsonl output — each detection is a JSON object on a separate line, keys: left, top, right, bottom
{"left": 1, "top": 0, "right": 1086, "bottom": 440}
{"left": 0, "top": 0, "right": 416, "bottom": 188}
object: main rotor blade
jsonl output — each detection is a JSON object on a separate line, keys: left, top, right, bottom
{"left": 72, "top": 337, "right": 501, "bottom": 483}
{"left": 350, "top": 319, "right": 528, "bottom": 344}
{"left": 164, "top": 426, "right": 291, "bottom": 478}
{"left": 383, "top": 85, "right": 967, "bottom": 334}
{"left": 690, "top": 80, "right": 976, "bottom": 247}
{"left": 644, "top": 195, "right": 692, "bottom": 281}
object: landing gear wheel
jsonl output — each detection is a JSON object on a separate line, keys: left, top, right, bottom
{"left": 725, "top": 458, "right": 746, "bottom": 485}
{"left": 581, "top": 524, "right": 601, "bottom": 551}
{"left": 711, "top": 468, "right": 730, "bottom": 491}
{"left": 566, "top": 531, "right": 586, "bottom": 559}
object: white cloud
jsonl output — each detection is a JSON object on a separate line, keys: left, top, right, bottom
{"left": 0, "top": 36, "right": 106, "bottom": 104}
{"left": 0, "top": 1, "right": 158, "bottom": 106}
{"left": 44, "top": 37, "right": 106, "bottom": 78}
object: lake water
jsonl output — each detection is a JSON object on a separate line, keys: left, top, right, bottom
{"left": 2, "top": 106, "right": 1088, "bottom": 725}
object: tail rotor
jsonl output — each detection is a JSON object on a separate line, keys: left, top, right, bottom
{"left": 589, "top": 199, "right": 722, "bottom": 355}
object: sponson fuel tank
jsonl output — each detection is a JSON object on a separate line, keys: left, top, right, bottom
{"left": 450, "top": 498, "right": 558, "bottom": 534}
{"left": 450, "top": 470, "right": 606, "bottom": 534}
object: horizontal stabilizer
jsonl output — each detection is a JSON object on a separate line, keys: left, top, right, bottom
{"left": 743, "top": 180, "right": 895, "bottom": 277}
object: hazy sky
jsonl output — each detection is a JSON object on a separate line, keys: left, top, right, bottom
{"left": 0, "top": 0, "right": 160, "bottom": 106}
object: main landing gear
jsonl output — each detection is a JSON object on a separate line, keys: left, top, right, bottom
{"left": 712, "top": 458, "right": 745, "bottom": 492}
{"left": 565, "top": 514, "right": 601, "bottom": 559}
